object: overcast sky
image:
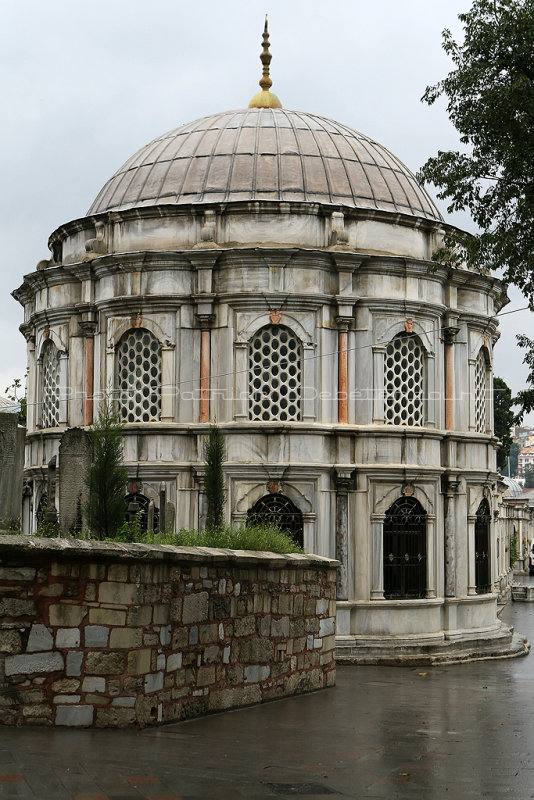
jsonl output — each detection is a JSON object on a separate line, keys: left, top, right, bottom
{"left": 0, "top": 0, "right": 531, "bottom": 419}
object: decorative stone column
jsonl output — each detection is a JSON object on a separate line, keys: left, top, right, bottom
{"left": 372, "top": 346, "right": 386, "bottom": 424}
{"left": 443, "top": 477, "right": 460, "bottom": 597}
{"left": 194, "top": 468, "right": 207, "bottom": 531}
{"left": 159, "top": 482, "right": 167, "bottom": 533}
{"left": 336, "top": 320, "right": 350, "bottom": 424}
{"left": 20, "top": 323, "right": 36, "bottom": 432}
{"left": 426, "top": 514, "right": 437, "bottom": 598}
{"left": 371, "top": 514, "right": 386, "bottom": 599}
{"left": 44, "top": 456, "right": 58, "bottom": 526}
{"left": 442, "top": 322, "right": 460, "bottom": 430}
{"left": 197, "top": 314, "right": 214, "bottom": 423}
{"left": 334, "top": 468, "right": 354, "bottom": 600}
{"left": 467, "top": 514, "right": 477, "bottom": 595}
{"left": 189, "top": 249, "right": 219, "bottom": 425}
{"left": 79, "top": 309, "right": 97, "bottom": 426}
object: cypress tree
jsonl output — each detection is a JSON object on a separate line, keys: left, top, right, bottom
{"left": 85, "top": 400, "right": 127, "bottom": 539}
{"left": 204, "top": 425, "right": 226, "bottom": 531}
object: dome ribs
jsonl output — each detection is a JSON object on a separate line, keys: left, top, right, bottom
{"left": 86, "top": 108, "right": 443, "bottom": 222}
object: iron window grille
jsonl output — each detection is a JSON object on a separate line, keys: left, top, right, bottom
{"left": 475, "top": 497, "right": 491, "bottom": 594}
{"left": 247, "top": 493, "right": 304, "bottom": 547}
{"left": 383, "top": 496, "right": 427, "bottom": 599}
{"left": 249, "top": 325, "right": 302, "bottom": 422}
{"left": 41, "top": 341, "right": 60, "bottom": 428}
{"left": 384, "top": 334, "right": 424, "bottom": 426}
{"left": 125, "top": 493, "right": 159, "bottom": 533}
{"left": 116, "top": 328, "right": 162, "bottom": 423}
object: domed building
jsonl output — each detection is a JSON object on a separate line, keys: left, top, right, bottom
{"left": 14, "top": 22, "right": 523, "bottom": 662}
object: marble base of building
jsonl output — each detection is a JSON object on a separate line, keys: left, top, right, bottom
{"left": 335, "top": 598, "right": 530, "bottom": 664}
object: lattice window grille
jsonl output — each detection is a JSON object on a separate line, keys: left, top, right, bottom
{"left": 384, "top": 334, "right": 424, "bottom": 426}
{"left": 41, "top": 342, "right": 60, "bottom": 428}
{"left": 249, "top": 325, "right": 302, "bottom": 422}
{"left": 116, "top": 329, "right": 162, "bottom": 423}
{"left": 474, "top": 349, "right": 487, "bottom": 433}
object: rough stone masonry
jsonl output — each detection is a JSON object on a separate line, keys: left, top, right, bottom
{"left": 0, "top": 536, "right": 337, "bottom": 727}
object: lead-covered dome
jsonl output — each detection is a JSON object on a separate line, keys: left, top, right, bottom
{"left": 88, "top": 108, "right": 442, "bottom": 222}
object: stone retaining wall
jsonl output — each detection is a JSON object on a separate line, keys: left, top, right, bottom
{"left": 0, "top": 536, "right": 337, "bottom": 727}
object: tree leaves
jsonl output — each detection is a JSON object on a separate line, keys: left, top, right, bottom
{"left": 420, "top": 0, "right": 534, "bottom": 302}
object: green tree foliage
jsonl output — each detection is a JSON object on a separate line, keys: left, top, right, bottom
{"left": 493, "top": 376, "right": 515, "bottom": 470}
{"left": 419, "top": 0, "right": 534, "bottom": 300}
{"left": 4, "top": 376, "right": 27, "bottom": 425}
{"left": 524, "top": 463, "right": 534, "bottom": 488}
{"left": 204, "top": 425, "right": 226, "bottom": 531}
{"left": 510, "top": 441, "right": 520, "bottom": 476}
{"left": 85, "top": 400, "right": 127, "bottom": 539}
{"left": 514, "top": 334, "right": 534, "bottom": 421}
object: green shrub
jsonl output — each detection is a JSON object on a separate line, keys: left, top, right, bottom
{"left": 133, "top": 523, "right": 303, "bottom": 554}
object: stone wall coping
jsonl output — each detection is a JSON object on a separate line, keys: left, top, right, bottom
{"left": 0, "top": 535, "right": 339, "bottom": 569}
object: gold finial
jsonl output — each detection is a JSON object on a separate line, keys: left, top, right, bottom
{"left": 249, "top": 16, "right": 282, "bottom": 109}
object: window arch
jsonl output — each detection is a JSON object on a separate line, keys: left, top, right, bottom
{"left": 247, "top": 493, "right": 304, "bottom": 547}
{"left": 41, "top": 340, "right": 60, "bottom": 428}
{"left": 384, "top": 333, "right": 424, "bottom": 426}
{"left": 383, "top": 496, "right": 427, "bottom": 599}
{"left": 125, "top": 493, "right": 159, "bottom": 533}
{"left": 475, "top": 497, "right": 491, "bottom": 594}
{"left": 249, "top": 325, "right": 302, "bottom": 422}
{"left": 474, "top": 348, "right": 488, "bottom": 433}
{"left": 116, "top": 328, "right": 162, "bottom": 423}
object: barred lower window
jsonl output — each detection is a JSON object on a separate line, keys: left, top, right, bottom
{"left": 384, "top": 334, "right": 424, "bottom": 426}
{"left": 247, "top": 493, "right": 304, "bottom": 547}
{"left": 41, "top": 341, "right": 60, "bottom": 428}
{"left": 249, "top": 325, "right": 302, "bottom": 421}
{"left": 116, "top": 328, "right": 161, "bottom": 423}
{"left": 474, "top": 349, "right": 487, "bottom": 433}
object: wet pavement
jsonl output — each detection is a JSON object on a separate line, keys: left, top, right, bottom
{"left": 1, "top": 598, "right": 534, "bottom": 799}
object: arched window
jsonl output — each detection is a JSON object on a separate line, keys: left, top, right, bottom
{"left": 125, "top": 493, "right": 159, "bottom": 533}
{"left": 116, "top": 328, "right": 162, "bottom": 423}
{"left": 249, "top": 325, "right": 302, "bottom": 421}
{"left": 41, "top": 340, "right": 60, "bottom": 428}
{"left": 247, "top": 493, "right": 304, "bottom": 547}
{"left": 384, "top": 333, "right": 424, "bottom": 426}
{"left": 383, "top": 496, "right": 427, "bottom": 599}
{"left": 474, "top": 349, "right": 488, "bottom": 433}
{"left": 475, "top": 497, "right": 491, "bottom": 594}
{"left": 36, "top": 492, "right": 48, "bottom": 526}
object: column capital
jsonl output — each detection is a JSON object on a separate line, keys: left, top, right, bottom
{"left": 78, "top": 304, "right": 98, "bottom": 337}
{"left": 442, "top": 325, "right": 460, "bottom": 344}
{"left": 334, "top": 467, "right": 354, "bottom": 491}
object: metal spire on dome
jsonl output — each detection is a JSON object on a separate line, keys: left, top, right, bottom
{"left": 248, "top": 16, "right": 282, "bottom": 109}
